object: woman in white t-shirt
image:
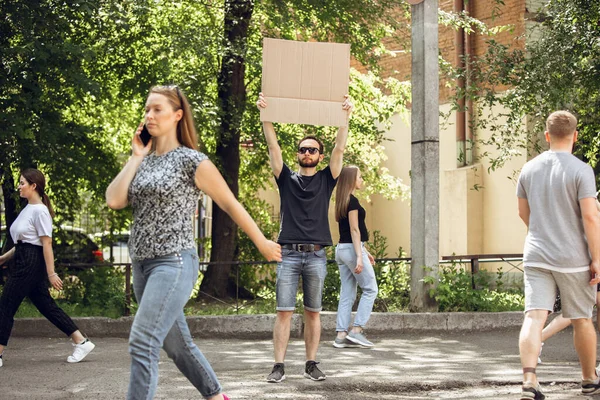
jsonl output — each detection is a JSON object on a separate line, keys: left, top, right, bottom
{"left": 0, "top": 168, "right": 95, "bottom": 368}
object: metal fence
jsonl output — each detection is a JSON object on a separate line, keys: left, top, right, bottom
{"left": 22, "top": 253, "right": 525, "bottom": 317}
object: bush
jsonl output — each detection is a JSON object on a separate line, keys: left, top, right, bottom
{"left": 321, "top": 230, "right": 411, "bottom": 312}
{"left": 58, "top": 265, "right": 127, "bottom": 318}
{"left": 432, "top": 265, "right": 524, "bottom": 312}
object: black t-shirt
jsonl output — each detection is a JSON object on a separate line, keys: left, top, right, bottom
{"left": 338, "top": 194, "right": 369, "bottom": 243}
{"left": 275, "top": 163, "right": 337, "bottom": 245}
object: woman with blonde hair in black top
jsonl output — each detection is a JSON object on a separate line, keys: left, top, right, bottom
{"left": 332, "top": 165, "right": 378, "bottom": 349}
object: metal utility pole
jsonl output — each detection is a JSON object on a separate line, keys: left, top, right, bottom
{"left": 409, "top": 0, "right": 439, "bottom": 312}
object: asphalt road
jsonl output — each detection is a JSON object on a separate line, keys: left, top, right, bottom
{"left": 0, "top": 328, "right": 589, "bottom": 399}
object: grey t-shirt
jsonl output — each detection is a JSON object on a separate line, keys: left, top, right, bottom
{"left": 516, "top": 151, "right": 597, "bottom": 272}
{"left": 128, "top": 146, "right": 207, "bottom": 261}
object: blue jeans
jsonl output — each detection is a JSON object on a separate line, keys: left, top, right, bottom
{"left": 128, "top": 249, "right": 221, "bottom": 400}
{"left": 276, "top": 248, "right": 328, "bottom": 312}
{"left": 335, "top": 243, "right": 378, "bottom": 331}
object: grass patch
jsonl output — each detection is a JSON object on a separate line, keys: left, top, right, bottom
{"left": 184, "top": 297, "right": 276, "bottom": 316}
{"left": 15, "top": 298, "right": 124, "bottom": 319}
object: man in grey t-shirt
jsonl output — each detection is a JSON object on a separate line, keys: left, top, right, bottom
{"left": 516, "top": 110, "right": 600, "bottom": 399}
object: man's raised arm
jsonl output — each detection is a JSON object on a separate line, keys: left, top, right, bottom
{"left": 257, "top": 93, "right": 283, "bottom": 178}
{"left": 329, "top": 95, "right": 353, "bottom": 179}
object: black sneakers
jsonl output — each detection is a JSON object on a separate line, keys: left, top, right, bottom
{"left": 304, "top": 360, "right": 326, "bottom": 381}
{"left": 520, "top": 385, "right": 545, "bottom": 400}
{"left": 266, "top": 363, "right": 285, "bottom": 383}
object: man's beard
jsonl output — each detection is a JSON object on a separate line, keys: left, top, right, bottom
{"left": 298, "top": 157, "right": 319, "bottom": 168}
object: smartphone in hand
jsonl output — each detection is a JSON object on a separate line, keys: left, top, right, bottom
{"left": 140, "top": 124, "right": 152, "bottom": 146}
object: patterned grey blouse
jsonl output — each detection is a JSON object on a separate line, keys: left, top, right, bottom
{"left": 128, "top": 146, "right": 207, "bottom": 261}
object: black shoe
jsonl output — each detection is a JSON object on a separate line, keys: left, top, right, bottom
{"left": 267, "top": 363, "right": 285, "bottom": 383}
{"left": 520, "top": 385, "right": 545, "bottom": 400}
{"left": 304, "top": 360, "right": 326, "bottom": 381}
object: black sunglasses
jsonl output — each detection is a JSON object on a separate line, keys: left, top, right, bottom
{"left": 298, "top": 147, "right": 320, "bottom": 155}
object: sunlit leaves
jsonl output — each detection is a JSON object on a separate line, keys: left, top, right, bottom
{"left": 447, "top": 0, "right": 600, "bottom": 177}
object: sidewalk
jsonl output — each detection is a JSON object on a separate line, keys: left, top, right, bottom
{"left": 1, "top": 313, "right": 589, "bottom": 399}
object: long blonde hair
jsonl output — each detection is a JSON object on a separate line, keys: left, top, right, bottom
{"left": 335, "top": 166, "right": 359, "bottom": 222}
{"left": 148, "top": 85, "right": 198, "bottom": 149}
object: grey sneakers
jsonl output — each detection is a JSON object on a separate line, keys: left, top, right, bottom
{"left": 346, "top": 331, "right": 374, "bottom": 348}
{"left": 266, "top": 363, "right": 286, "bottom": 383}
{"left": 67, "top": 339, "right": 95, "bottom": 363}
{"left": 332, "top": 337, "right": 361, "bottom": 348}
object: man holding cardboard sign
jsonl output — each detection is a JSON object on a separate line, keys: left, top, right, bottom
{"left": 258, "top": 38, "right": 352, "bottom": 383}
{"left": 258, "top": 81, "right": 351, "bottom": 383}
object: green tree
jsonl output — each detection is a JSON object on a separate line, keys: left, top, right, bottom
{"left": 449, "top": 0, "right": 600, "bottom": 176}
{"left": 1, "top": 0, "right": 414, "bottom": 300}
{"left": 199, "top": 0, "right": 413, "bottom": 298}
{"left": 0, "top": 0, "right": 124, "bottom": 248}
{"left": 0, "top": 0, "right": 220, "bottom": 241}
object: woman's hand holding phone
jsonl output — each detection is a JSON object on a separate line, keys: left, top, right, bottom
{"left": 132, "top": 121, "right": 152, "bottom": 157}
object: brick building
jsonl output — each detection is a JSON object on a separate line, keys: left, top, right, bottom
{"left": 260, "top": 1, "right": 547, "bottom": 277}
{"left": 358, "top": 0, "right": 547, "bottom": 268}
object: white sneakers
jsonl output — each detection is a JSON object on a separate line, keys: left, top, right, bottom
{"left": 67, "top": 339, "right": 95, "bottom": 363}
{"left": 0, "top": 340, "right": 94, "bottom": 367}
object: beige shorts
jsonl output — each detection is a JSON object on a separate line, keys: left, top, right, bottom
{"left": 524, "top": 266, "right": 596, "bottom": 319}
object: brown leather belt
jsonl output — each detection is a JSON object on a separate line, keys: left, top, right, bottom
{"left": 282, "top": 244, "right": 323, "bottom": 252}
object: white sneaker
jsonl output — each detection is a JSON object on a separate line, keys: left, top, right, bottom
{"left": 0, "top": 355, "right": 3, "bottom": 367}
{"left": 537, "top": 342, "right": 544, "bottom": 364}
{"left": 67, "top": 339, "right": 95, "bottom": 363}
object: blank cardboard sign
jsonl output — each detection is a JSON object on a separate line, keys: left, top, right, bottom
{"left": 260, "top": 38, "right": 350, "bottom": 127}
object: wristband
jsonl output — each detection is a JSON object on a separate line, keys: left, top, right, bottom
{"left": 48, "top": 273, "right": 58, "bottom": 278}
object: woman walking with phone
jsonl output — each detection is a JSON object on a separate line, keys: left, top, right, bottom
{"left": 106, "top": 85, "right": 281, "bottom": 400}
{"left": 0, "top": 168, "right": 95, "bottom": 367}
{"left": 332, "top": 165, "right": 378, "bottom": 349}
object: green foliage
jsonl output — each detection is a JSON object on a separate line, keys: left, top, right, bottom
{"left": 368, "top": 231, "right": 411, "bottom": 311}
{"left": 447, "top": 0, "right": 600, "bottom": 177}
{"left": 184, "top": 297, "right": 277, "bottom": 316}
{"left": 433, "top": 265, "right": 524, "bottom": 312}
{"left": 257, "top": 0, "right": 411, "bottom": 70}
{"left": 5, "top": 266, "right": 126, "bottom": 319}
{"left": 58, "top": 266, "right": 127, "bottom": 318}
{"left": 322, "top": 247, "right": 341, "bottom": 311}
{"left": 234, "top": 196, "right": 279, "bottom": 295}
{"left": 320, "top": 231, "right": 412, "bottom": 312}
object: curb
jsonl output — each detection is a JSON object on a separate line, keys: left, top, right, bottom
{"left": 12, "top": 311, "right": 525, "bottom": 339}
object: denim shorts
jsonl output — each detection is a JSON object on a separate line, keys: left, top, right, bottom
{"left": 276, "top": 248, "right": 327, "bottom": 312}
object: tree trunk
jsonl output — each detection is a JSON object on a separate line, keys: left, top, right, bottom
{"left": 198, "top": 0, "right": 254, "bottom": 300}
{"left": 1, "top": 166, "right": 18, "bottom": 285}
{"left": 1, "top": 166, "right": 18, "bottom": 252}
